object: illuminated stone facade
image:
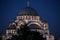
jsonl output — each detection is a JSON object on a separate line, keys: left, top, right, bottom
{"left": 2, "top": 3, "right": 54, "bottom": 40}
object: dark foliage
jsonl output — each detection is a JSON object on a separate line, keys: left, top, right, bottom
{"left": 0, "top": 36, "right": 2, "bottom": 40}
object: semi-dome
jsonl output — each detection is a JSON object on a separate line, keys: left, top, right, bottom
{"left": 18, "top": 7, "right": 39, "bottom": 16}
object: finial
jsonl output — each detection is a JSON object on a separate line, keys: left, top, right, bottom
{"left": 27, "top": 0, "right": 30, "bottom": 7}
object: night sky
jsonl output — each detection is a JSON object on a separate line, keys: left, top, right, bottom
{"left": 0, "top": 0, "right": 60, "bottom": 37}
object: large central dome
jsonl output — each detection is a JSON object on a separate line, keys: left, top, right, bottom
{"left": 18, "top": 7, "right": 39, "bottom": 16}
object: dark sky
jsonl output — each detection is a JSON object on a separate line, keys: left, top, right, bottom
{"left": 0, "top": 0, "right": 60, "bottom": 37}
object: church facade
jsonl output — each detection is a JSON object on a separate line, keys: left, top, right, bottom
{"left": 2, "top": 2, "right": 54, "bottom": 40}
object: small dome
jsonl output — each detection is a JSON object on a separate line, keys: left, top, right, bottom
{"left": 18, "top": 7, "right": 39, "bottom": 16}
{"left": 7, "top": 26, "right": 16, "bottom": 29}
{"left": 28, "top": 24, "right": 42, "bottom": 29}
{"left": 42, "top": 20, "right": 48, "bottom": 24}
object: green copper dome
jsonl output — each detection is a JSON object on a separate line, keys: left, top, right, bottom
{"left": 18, "top": 7, "right": 39, "bottom": 16}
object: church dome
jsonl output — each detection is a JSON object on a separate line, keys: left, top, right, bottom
{"left": 18, "top": 7, "right": 39, "bottom": 16}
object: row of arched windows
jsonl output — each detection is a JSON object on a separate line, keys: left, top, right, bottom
{"left": 6, "top": 30, "right": 16, "bottom": 34}
{"left": 17, "top": 15, "right": 40, "bottom": 20}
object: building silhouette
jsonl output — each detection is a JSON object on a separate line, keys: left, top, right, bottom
{"left": 2, "top": 1, "right": 54, "bottom": 40}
